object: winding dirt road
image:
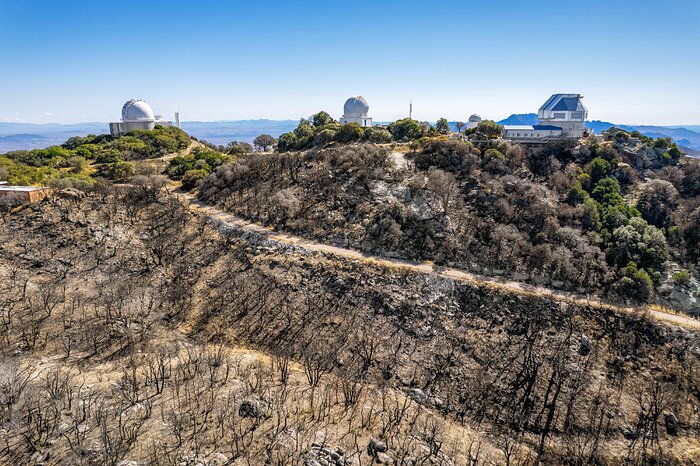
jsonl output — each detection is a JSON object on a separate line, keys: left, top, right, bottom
{"left": 179, "top": 193, "right": 700, "bottom": 331}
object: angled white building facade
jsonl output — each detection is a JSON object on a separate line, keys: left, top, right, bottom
{"left": 503, "top": 94, "right": 589, "bottom": 143}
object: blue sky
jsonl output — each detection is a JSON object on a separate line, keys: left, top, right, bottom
{"left": 1, "top": 0, "right": 699, "bottom": 125}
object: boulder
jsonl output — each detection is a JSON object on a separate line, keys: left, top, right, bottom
{"left": 238, "top": 399, "right": 260, "bottom": 418}
{"left": 579, "top": 336, "right": 591, "bottom": 356}
{"left": 621, "top": 424, "right": 638, "bottom": 440}
{"left": 665, "top": 412, "right": 679, "bottom": 436}
{"left": 368, "top": 438, "right": 388, "bottom": 456}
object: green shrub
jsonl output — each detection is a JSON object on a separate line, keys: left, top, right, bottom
{"left": 672, "top": 270, "right": 692, "bottom": 286}
{"left": 181, "top": 169, "right": 208, "bottom": 190}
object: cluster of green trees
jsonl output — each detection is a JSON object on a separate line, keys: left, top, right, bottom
{"left": 167, "top": 147, "right": 234, "bottom": 190}
{"left": 277, "top": 111, "right": 392, "bottom": 151}
{"left": 559, "top": 142, "right": 681, "bottom": 298}
{"left": 0, "top": 126, "right": 191, "bottom": 187}
{"left": 0, "top": 144, "right": 94, "bottom": 187}
{"left": 276, "top": 112, "right": 472, "bottom": 152}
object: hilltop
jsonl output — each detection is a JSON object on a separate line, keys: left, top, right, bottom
{"left": 2, "top": 122, "right": 700, "bottom": 464}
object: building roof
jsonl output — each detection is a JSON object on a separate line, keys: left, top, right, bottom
{"left": 468, "top": 114, "right": 481, "bottom": 122}
{"left": 504, "top": 124, "right": 563, "bottom": 132}
{"left": 0, "top": 185, "right": 48, "bottom": 192}
{"left": 343, "top": 96, "right": 369, "bottom": 117}
{"left": 121, "top": 99, "right": 156, "bottom": 122}
{"left": 539, "top": 94, "right": 586, "bottom": 113}
{"left": 503, "top": 125, "right": 536, "bottom": 131}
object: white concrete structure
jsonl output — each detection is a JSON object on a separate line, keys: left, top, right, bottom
{"left": 537, "top": 94, "right": 588, "bottom": 138}
{"left": 340, "top": 96, "right": 372, "bottom": 127}
{"left": 503, "top": 94, "right": 589, "bottom": 143}
{"left": 466, "top": 114, "right": 481, "bottom": 130}
{"left": 109, "top": 99, "right": 174, "bottom": 136}
{"left": 502, "top": 125, "right": 564, "bottom": 141}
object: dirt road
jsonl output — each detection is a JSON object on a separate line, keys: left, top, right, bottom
{"left": 179, "top": 193, "right": 700, "bottom": 331}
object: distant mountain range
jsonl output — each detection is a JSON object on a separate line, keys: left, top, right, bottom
{"left": 2, "top": 118, "right": 700, "bottom": 155}
{"left": 496, "top": 113, "right": 700, "bottom": 153}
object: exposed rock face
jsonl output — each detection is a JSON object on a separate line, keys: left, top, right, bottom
{"left": 305, "top": 443, "right": 349, "bottom": 466}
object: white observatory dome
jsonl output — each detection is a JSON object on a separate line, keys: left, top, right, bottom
{"left": 343, "top": 96, "right": 369, "bottom": 118}
{"left": 121, "top": 99, "right": 156, "bottom": 122}
{"left": 468, "top": 114, "right": 482, "bottom": 123}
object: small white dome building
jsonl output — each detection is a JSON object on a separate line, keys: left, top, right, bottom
{"left": 466, "top": 114, "right": 481, "bottom": 130}
{"left": 340, "top": 96, "right": 372, "bottom": 127}
{"left": 110, "top": 99, "right": 178, "bottom": 136}
{"left": 121, "top": 99, "right": 156, "bottom": 121}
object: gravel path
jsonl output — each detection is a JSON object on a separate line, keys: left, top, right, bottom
{"left": 180, "top": 193, "right": 700, "bottom": 331}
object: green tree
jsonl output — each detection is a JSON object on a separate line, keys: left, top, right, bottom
{"left": 483, "top": 148, "right": 505, "bottom": 160}
{"left": 668, "top": 145, "right": 682, "bottom": 161}
{"left": 617, "top": 261, "right": 654, "bottom": 302}
{"left": 388, "top": 118, "right": 421, "bottom": 141}
{"left": 566, "top": 181, "right": 588, "bottom": 205}
{"left": 364, "top": 127, "right": 393, "bottom": 144}
{"left": 276, "top": 133, "right": 298, "bottom": 152}
{"left": 473, "top": 120, "right": 503, "bottom": 139}
{"left": 181, "top": 169, "right": 208, "bottom": 190}
{"left": 253, "top": 134, "right": 277, "bottom": 152}
{"left": 227, "top": 141, "right": 253, "bottom": 155}
{"left": 608, "top": 217, "right": 668, "bottom": 272}
{"left": 337, "top": 123, "right": 364, "bottom": 143}
{"left": 312, "top": 111, "right": 334, "bottom": 127}
{"left": 587, "top": 157, "right": 611, "bottom": 183}
{"left": 314, "top": 128, "right": 337, "bottom": 146}
{"left": 435, "top": 118, "right": 450, "bottom": 135}
{"left": 99, "top": 161, "right": 135, "bottom": 182}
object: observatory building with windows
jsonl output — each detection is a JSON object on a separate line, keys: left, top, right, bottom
{"left": 502, "top": 94, "right": 589, "bottom": 143}
{"left": 109, "top": 99, "right": 179, "bottom": 137}
{"left": 340, "top": 96, "right": 372, "bottom": 127}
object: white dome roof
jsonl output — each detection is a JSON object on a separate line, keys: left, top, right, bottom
{"left": 121, "top": 99, "right": 156, "bottom": 121}
{"left": 343, "top": 96, "right": 369, "bottom": 117}
{"left": 468, "top": 114, "right": 481, "bottom": 122}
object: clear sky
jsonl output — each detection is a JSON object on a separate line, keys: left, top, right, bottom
{"left": 1, "top": 0, "right": 699, "bottom": 125}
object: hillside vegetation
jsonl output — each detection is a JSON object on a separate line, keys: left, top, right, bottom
{"left": 198, "top": 121, "right": 700, "bottom": 311}
{"left": 0, "top": 126, "right": 189, "bottom": 187}
{"left": 2, "top": 122, "right": 700, "bottom": 464}
{"left": 1, "top": 187, "right": 699, "bottom": 465}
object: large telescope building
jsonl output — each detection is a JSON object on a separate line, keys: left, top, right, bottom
{"left": 502, "top": 94, "right": 589, "bottom": 143}
{"left": 109, "top": 99, "right": 179, "bottom": 136}
{"left": 339, "top": 96, "right": 372, "bottom": 127}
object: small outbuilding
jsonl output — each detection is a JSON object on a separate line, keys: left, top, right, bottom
{"left": 0, "top": 185, "right": 50, "bottom": 205}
